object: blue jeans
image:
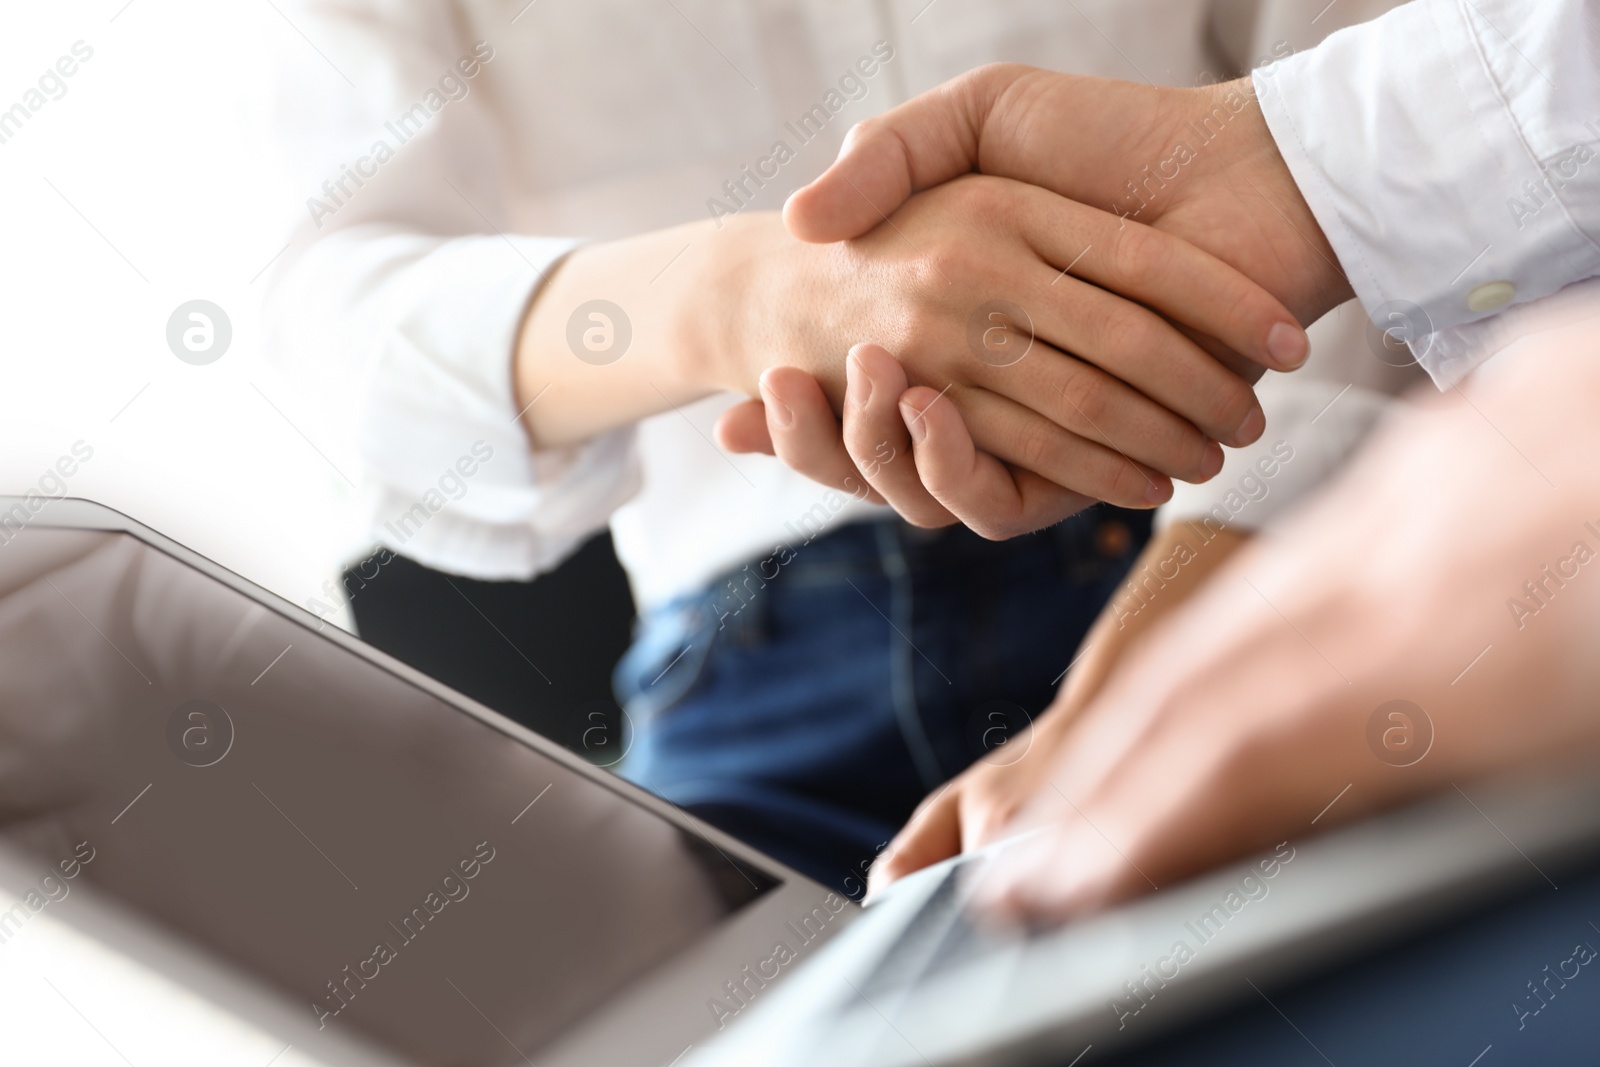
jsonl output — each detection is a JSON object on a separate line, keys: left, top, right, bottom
{"left": 613, "top": 507, "right": 1150, "bottom": 896}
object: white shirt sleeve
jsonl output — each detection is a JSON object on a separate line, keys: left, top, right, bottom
{"left": 1253, "top": 0, "right": 1600, "bottom": 388}
{"left": 263, "top": 2, "right": 640, "bottom": 582}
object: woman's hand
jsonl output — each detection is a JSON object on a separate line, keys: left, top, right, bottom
{"left": 520, "top": 173, "right": 1306, "bottom": 511}
{"left": 712, "top": 174, "right": 1310, "bottom": 509}
{"left": 717, "top": 67, "right": 1348, "bottom": 531}
{"left": 866, "top": 522, "right": 1251, "bottom": 899}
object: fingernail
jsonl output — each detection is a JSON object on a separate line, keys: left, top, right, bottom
{"left": 1266, "top": 321, "right": 1309, "bottom": 369}
{"left": 899, "top": 400, "right": 927, "bottom": 444}
{"left": 760, "top": 375, "right": 792, "bottom": 428}
{"left": 1199, "top": 440, "right": 1224, "bottom": 481}
{"left": 1232, "top": 406, "right": 1265, "bottom": 446}
{"left": 846, "top": 354, "right": 873, "bottom": 410}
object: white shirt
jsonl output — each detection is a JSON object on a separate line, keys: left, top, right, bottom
{"left": 265, "top": 0, "right": 1395, "bottom": 608}
{"left": 1256, "top": 0, "right": 1600, "bottom": 388}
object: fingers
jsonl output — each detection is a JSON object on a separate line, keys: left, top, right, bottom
{"left": 970, "top": 713, "right": 1230, "bottom": 922}
{"left": 867, "top": 784, "right": 964, "bottom": 901}
{"left": 973, "top": 817, "right": 1145, "bottom": 923}
{"left": 971, "top": 718, "right": 1286, "bottom": 923}
{"left": 749, "top": 348, "right": 1099, "bottom": 536}
{"left": 1182, "top": 325, "right": 1269, "bottom": 386}
{"left": 840, "top": 346, "right": 956, "bottom": 528}
{"left": 713, "top": 398, "right": 776, "bottom": 455}
{"left": 949, "top": 386, "right": 1173, "bottom": 511}
{"left": 754, "top": 367, "right": 885, "bottom": 503}
{"left": 1024, "top": 193, "right": 1309, "bottom": 375}
{"left": 897, "top": 385, "right": 1097, "bottom": 537}
{"left": 785, "top": 65, "right": 1028, "bottom": 243}
{"left": 968, "top": 570, "right": 1359, "bottom": 924}
{"left": 974, "top": 195, "right": 1275, "bottom": 455}
{"left": 728, "top": 355, "right": 1172, "bottom": 531}
{"left": 977, "top": 321, "right": 1229, "bottom": 483}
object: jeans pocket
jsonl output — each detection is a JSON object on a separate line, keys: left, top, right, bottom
{"left": 611, "top": 596, "right": 717, "bottom": 725}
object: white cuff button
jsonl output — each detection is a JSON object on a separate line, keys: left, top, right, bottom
{"left": 1467, "top": 281, "right": 1516, "bottom": 313}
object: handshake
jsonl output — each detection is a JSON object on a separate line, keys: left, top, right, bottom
{"left": 706, "top": 65, "right": 1355, "bottom": 532}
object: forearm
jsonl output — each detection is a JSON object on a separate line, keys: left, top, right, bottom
{"left": 1050, "top": 522, "right": 1252, "bottom": 727}
{"left": 513, "top": 215, "right": 771, "bottom": 448}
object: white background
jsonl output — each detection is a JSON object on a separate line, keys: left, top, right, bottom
{"left": 1, "top": 0, "right": 364, "bottom": 620}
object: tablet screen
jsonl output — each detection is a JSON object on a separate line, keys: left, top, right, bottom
{"left": 0, "top": 525, "right": 775, "bottom": 1065}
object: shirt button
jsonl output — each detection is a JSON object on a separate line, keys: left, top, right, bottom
{"left": 1467, "top": 281, "right": 1516, "bottom": 313}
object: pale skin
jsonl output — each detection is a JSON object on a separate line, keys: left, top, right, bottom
{"left": 865, "top": 521, "right": 1250, "bottom": 902}
{"left": 511, "top": 66, "right": 1333, "bottom": 906}
{"left": 717, "top": 71, "right": 1353, "bottom": 532}
{"left": 512, "top": 171, "right": 1314, "bottom": 509}
{"left": 974, "top": 334, "right": 1600, "bottom": 921}
{"left": 723, "top": 65, "right": 1600, "bottom": 922}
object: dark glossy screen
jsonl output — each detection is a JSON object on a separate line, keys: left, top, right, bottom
{"left": 0, "top": 527, "right": 773, "bottom": 1064}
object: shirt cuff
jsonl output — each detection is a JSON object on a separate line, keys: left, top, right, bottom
{"left": 1253, "top": 0, "right": 1600, "bottom": 389}
{"left": 362, "top": 233, "right": 643, "bottom": 579}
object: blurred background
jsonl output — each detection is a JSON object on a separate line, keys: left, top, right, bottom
{"left": 0, "top": 0, "right": 636, "bottom": 751}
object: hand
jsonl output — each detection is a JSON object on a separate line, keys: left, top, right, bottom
{"left": 965, "top": 318, "right": 1600, "bottom": 923}
{"left": 720, "top": 341, "right": 1128, "bottom": 537}
{"left": 866, "top": 523, "right": 1250, "bottom": 898}
{"left": 705, "top": 175, "right": 1306, "bottom": 507}
{"left": 788, "top": 66, "right": 1352, "bottom": 324}
{"left": 717, "top": 344, "right": 1095, "bottom": 531}
{"left": 718, "top": 68, "right": 1352, "bottom": 523}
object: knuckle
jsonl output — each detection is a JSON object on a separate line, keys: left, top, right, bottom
{"left": 904, "top": 507, "right": 956, "bottom": 531}
{"left": 1206, "top": 378, "right": 1257, "bottom": 435}
{"left": 914, "top": 241, "right": 966, "bottom": 291}
{"left": 848, "top": 114, "right": 884, "bottom": 145}
{"left": 1171, "top": 427, "right": 1214, "bottom": 479}
{"left": 1109, "top": 306, "right": 1165, "bottom": 360}
{"left": 959, "top": 62, "right": 1028, "bottom": 106}
{"left": 1108, "top": 222, "right": 1161, "bottom": 283}
{"left": 1227, "top": 290, "right": 1274, "bottom": 341}
{"left": 1080, "top": 296, "right": 1150, "bottom": 370}
{"left": 958, "top": 175, "right": 1012, "bottom": 221}
{"left": 927, "top": 175, "right": 1015, "bottom": 240}
{"left": 970, "top": 518, "right": 1014, "bottom": 542}
{"left": 1064, "top": 369, "right": 1112, "bottom": 427}
{"left": 1014, "top": 421, "right": 1058, "bottom": 475}
{"left": 964, "top": 62, "right": 1010, "bottom": 89}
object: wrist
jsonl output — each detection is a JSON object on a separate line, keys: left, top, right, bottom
{"left": 511, "top": 219, "right": 735, "bottom": 446}
{"left": 1229, "top": 78, "right": 1355, "bottom": 320}
{"left": 1173, "top": 78, "right": 1355, "bottom": 324}
{"left": 689, "top": 211, "right": 797, "bottom": 396}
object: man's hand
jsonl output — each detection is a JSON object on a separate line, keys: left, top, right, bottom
{"left": 719, "top": 345, "right": 1099, "bottom": 534}
{"left": 867, "top": 523, "right": 1251, "bottom": 898}
{"left": 702, "top": 173, "right": 1309, "bottom": 508}
{"left": 787, "top": 66, "right": 1352, "bottom": 324}
{"left": 961, "top": 316, "right": 1600, "bottom": 922}
{"left": 718, "top": 67, "right": 1355, "bottom": 529}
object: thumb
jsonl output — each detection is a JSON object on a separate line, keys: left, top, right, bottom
{"left": 866, "top": 784, "right": 964, "bottom": 902}
{"left": 784, "top": 65, "right": 1026, "bottom": 243}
